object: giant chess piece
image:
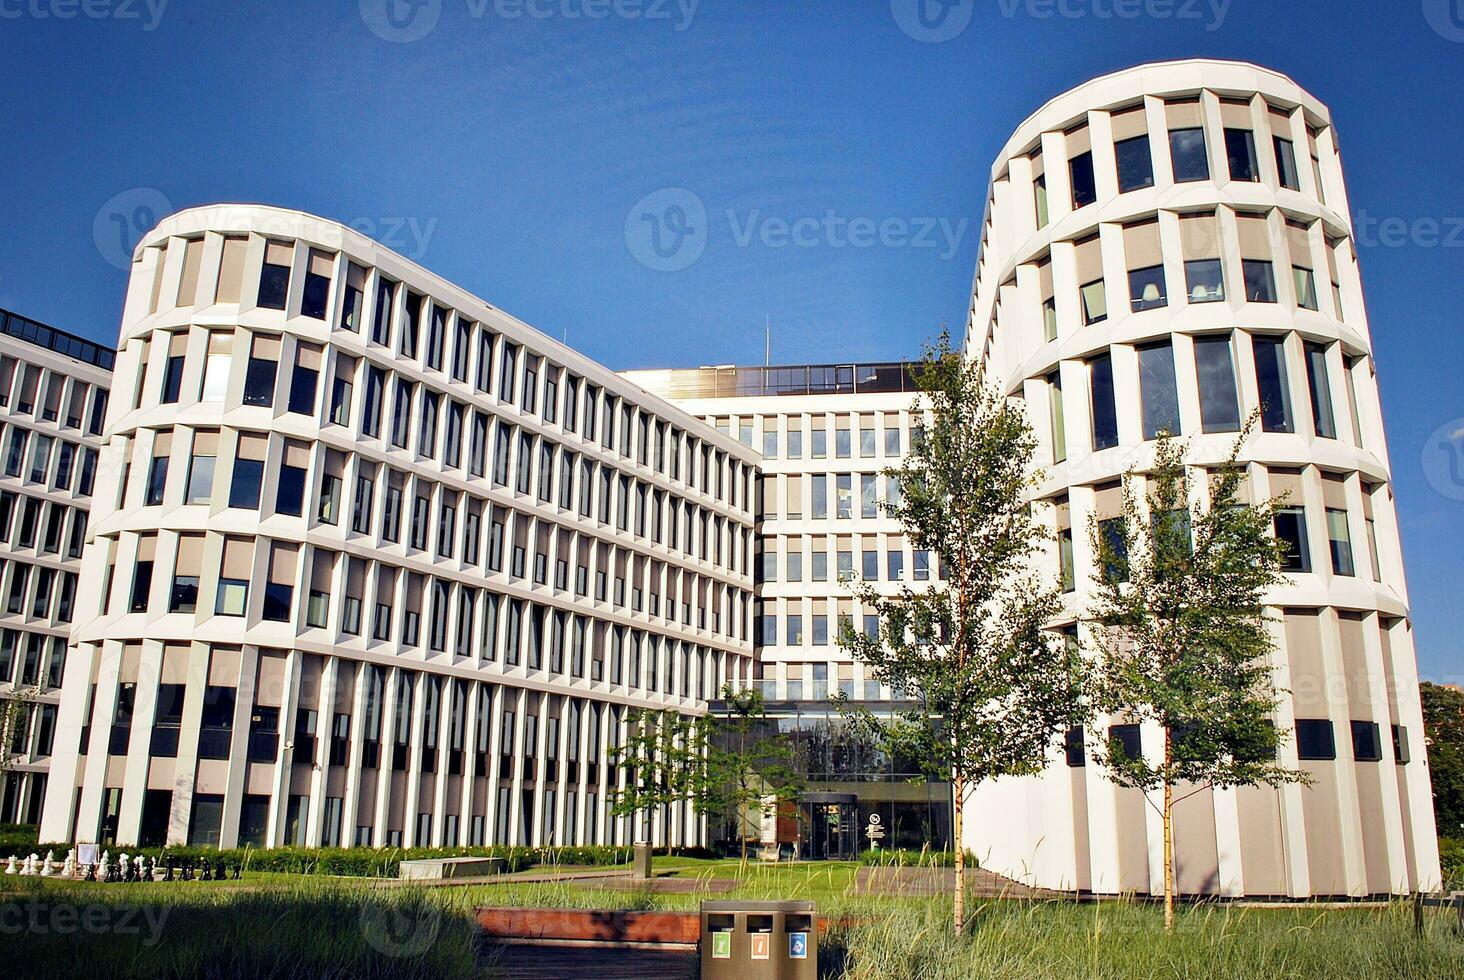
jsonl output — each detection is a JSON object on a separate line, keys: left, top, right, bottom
{"left": 84, "top": 860, "right": 97, "bottom": 881}
{"left": 63, "top": 849, "right": 77, "bottom": 879}
{"left": 119, "top": 852, "right": 131, "bottom": 882}
{"left": 98, "top": 851, "right": 111, "bottom": 880}
{"left": 163, "top": 857, "right": 174, "bottom": 882}
{"left": 40, "top": 850, "right": 55, "bottom": 876}
{"left": 181, "top": 859, "right": 193, "bottom": 881}
{"left": 231, "top": 862, "right": 241, "bottom": 881}
{"left": 22, "top": 853, "right": 39, "bottom": 875}
{"left": 199, "top": 857, "right": 211, "bottom": 882}
{"left": 4, "top": 855, "right": 16, "bottom": 875}
{"left": 134, "top": 855, "right": 145, "bottom": 882}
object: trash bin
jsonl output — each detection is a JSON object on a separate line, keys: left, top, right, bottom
{"left": 700, "top": 899, "right": 816, "bottom": 979}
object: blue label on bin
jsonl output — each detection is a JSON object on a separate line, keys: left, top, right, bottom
{"left": 789, "top": 932, "right": 808, "bottom": 959}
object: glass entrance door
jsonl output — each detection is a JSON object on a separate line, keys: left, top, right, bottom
{"left": 801, "top": 800, "right": 857, "bottom": 860}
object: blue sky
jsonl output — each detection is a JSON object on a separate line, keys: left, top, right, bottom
{"left": 0, "top": 0, "right": 1460, "bottom": 678}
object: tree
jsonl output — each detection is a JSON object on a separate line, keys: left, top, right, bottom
{"left": 1420, "top": 682, "right": 1464, "bottom": 838}
{"left": 692, "top": 685, "right": 803, "bottom": 864}
{"left": 838, "top": 330, "right": 1088, "bottom": 934}
{"left": 1086, "top": 423, "right": 1309, "bottom": 930}
{"left": 607, "top": 709, "right": 697, "bottom": 855}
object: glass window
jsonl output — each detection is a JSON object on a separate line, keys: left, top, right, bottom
{"left": 1114, "top": 135, "right": 1154, "bottom": 193}
{"left": 1243, "top": 260, "right": 1277, "bottom": 303}
{"left": 1225, "top": 128, "right": 1259, "bottom": 182}
{"left": 861, "top": 475, "right": 878, "bottom": 518}
{"left": 1069, "top": 151, "right": 1096, "bottom": 208}
{"left": 1139, "top": 342, "right": 1180, "bottom": 439}
{"left": 276, "top": 463, "right": 306, "bottom": 516}
{"left": 1058, "top": 528, "right": 1075, "bottom": 592}
{"left": 257, "top": 253, "right": 290, "bottom": 310}
{"left": 1048, "top": 372, "right": 1066, "bottom": 463}
{"left": 1129, "top": 265, "right": 1167, "bottom": 312}
{"left": 1169, "top": 128, "right": 1209, "bottom": 182}
{"left": 762, "top": 430, "right": 778, "bottom": 459}
{"left": 1042, "top": 297, "right": 1058, "bottom": 342}
{"left": 1296, "top": 719, "right": 1335, "bottom": 760}
{"left": 835, "top": 475, "right": 853, "bottom": 519}
{"left": 160, "top": 355, "right": 184, "bottom": 404}
{"left": 1350, "top": 721, "right": 1382, "bottom": 762}
{"left": 1194, "top": 335, "right": 1241, "bottom": 433}
{"left": 1184, "top": 258, "right": 1224, "bottom": 303}
{"left": 886, "top": 549, "right": 904, "bottom": 580}
{"left": 145, "top": 455, "right": 168, "bottom": 506}
{"left": 1098, "top": 518, "right": 1128, "bottom": 584}
{"left": 1326, "top": 508, "right": 1354, "bottom": 577}
{"left": 229, "top": 458, "right": 264, "bottom": 509}
{"left": 243, "top": 354, "right": 277, "bottom": 407}
{"left": 1293, "top": 266, "right": 1319, "bottom": 311}
{"left": 1034, "top": 173, "right": 1049, "bottom": 227}
{"left": 835, "top": 427, "right": 851, "bottom": 458}
{"left": 216, "top": 578, "right": 248, "bottom": 616}
{"left": 1089, "top": 355, "right": 1117, "bottom": 450}
{"left": 1273, "top": 507, "right": 1311, "bottom": 572}
{"left": 811, "top": 428, "right": 827, "bottom": 459}
{"left": 811, "top": 475, "right": 827, "bottom": 520}
{"left": 884, "top": 426, "right": 901, "bottom": 455}
{"left": 1274, "top": 136, "right": 1300, "bottom": 190}
{"left": 1080, "top": 279, "right": 1107, "bottom": 324}
{"left": 1252, "top": 335, "right": 1294, "bottom": 433}
{"left": 1304, "top": 341, "right": 1336, "bottom": 439}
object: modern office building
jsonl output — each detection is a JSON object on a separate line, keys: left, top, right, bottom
{"left": 0, "top": 310, "right": 112, "bottom": 826}
{"left": 962, "top": 59, "right": 1441, "bottom": 896}
{"left": 35, "top": 59, "right": 1442, "bottom": 896}
{"left": 621, "top": 363, "right": 951, "bottom": 857}
{"left": 37, "top": 205, "right": 759, "bottom": 851}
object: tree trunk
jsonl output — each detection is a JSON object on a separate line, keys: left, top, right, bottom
{"left": 1163, "top": 770, "right": 1174, "bottom": 930}
{"left": 952, "top": 770, "right": 965, "bottom": 934}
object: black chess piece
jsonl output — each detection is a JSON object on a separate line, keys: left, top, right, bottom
{"left": 163, "top": 858, "right": 175, "bottom": 882}
{"left": 84, "top": 862, "right": 96, "bottom": 882}
{"left": 181, "top": 859, "right": 193, "bottom": 881}
{"left": 200, "top": 857, "right": 211, "bottom": 881}
{"left": 231, "top": 863, "right": 241, "bottom": 880}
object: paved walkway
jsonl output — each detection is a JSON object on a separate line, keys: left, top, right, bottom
{"left": 482, "top": 942, "right": 696, "bottom": 979}
{"left": 853, "top": 864, "right": 1053, "bottom": 898}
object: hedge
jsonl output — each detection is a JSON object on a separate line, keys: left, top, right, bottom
{"left": 0, "top": 841, "right": 717, "bottom": 876}
{"left": 858, "top": 847, "right": 980, "bottom": 869}
{"left": 1440, "top": 837, "right": 1463, "bottom": 890}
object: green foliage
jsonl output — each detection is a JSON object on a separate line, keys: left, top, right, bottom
{"left": 857, "top": 848, "right": 979, "bottom": 868}
{"left": 607, "top": 708, "right": 700, "bottom": 839}
{"left": 1438, "top": 837, "right": 1463, "bottom": 890}
{"left": 0, "top": 842, "right": 716, "bottom": 874}
{"left": 694, "top": 684, "right": 804, "bottom": 857}
{"left": 838, "top": 331, "right": 1088, "bottom": 795}
{"left": 1086, "top": 424, "right": 1308, "bottom": 793}
{"left": 0, "top": 822, "right": 38, "bottom": 847}
{"left": 1420, "top": 682, "right": 1464, "bottom": 837}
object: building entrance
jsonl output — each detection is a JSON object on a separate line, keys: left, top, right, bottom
{"left": 799, "top": 794, "right": 858, "bottom": 860}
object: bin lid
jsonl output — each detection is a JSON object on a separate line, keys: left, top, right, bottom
{"left": 701, "top": 900, "right": 815, "bottom": 913}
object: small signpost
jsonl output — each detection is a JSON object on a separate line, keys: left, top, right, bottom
{"left": 865, "top": 812, "right": 886, "bottom": 848}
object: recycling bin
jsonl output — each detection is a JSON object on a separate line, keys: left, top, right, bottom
{"left": 700, "top": 899, "right": 816, "bottom": 980}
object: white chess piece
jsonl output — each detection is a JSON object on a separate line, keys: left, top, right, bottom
{"left": 4, "top": 855, "right": 16, "bottom": 874}
{"left": 22, "top": 853, "right": 38, "bottom": 875}
{"left": 63, "top": 849, "right": 77, "bottom": 878}
{"left": 41, "top": 850, "right": 55, "bottom": 876}
{"left": 134, "top": 855, "right": 145, "bottom": 880}
{"left": 99, "top": 850, "right": 111, "bottom": 881}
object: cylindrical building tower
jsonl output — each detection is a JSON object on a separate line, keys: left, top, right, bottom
{"left": 965, "top": 60, "right": 1440, "bottom": 897}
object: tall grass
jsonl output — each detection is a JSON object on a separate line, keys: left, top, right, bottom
{"left": 823, "top": 896, "right": 1464, "bottom": 979}
{"left": 0, "top": 877, "right": 479, "bottom": 980}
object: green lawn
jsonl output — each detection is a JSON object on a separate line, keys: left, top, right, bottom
{"left": 3, "top": 858, "right": 1461, "bottom": 978}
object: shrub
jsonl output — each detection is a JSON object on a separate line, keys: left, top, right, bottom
{"left": 1439, "top": 837, "right": 1463, "bottom": 890}
{"left": 858, "top": 848, "right": 979, "bottom": 868}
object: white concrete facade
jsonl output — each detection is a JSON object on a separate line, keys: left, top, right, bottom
{"left": 38, "top": 205, "right": 759, "bottom": 851}
{"left": 963, "top": 59, "right": 1441, "bottom": 896}
{"left": 0, "top": 313, "right": 111, "bottom": 826}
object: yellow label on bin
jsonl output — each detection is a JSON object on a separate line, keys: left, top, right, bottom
{"left": 711, "top": 932, "right": 731, "bottom": 959}
{"left": 750, "top": 932, "right": 770, "bottom": 960}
